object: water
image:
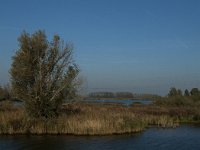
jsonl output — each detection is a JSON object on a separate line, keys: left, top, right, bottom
{"left": 85, "top": 99, "right": 152, "bottom": 105}
{"left": 0, "top": 125, "right": 200, "bottom": 150}
{"left": 12, "top": 99, "right": 152, "bottom": 108}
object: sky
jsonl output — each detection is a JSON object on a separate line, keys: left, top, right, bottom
{"left": 0, "top": 0, "right": 200, "bottom": 95}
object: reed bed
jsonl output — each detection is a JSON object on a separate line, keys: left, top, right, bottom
{"left": 0, "top": 101, "right": 198, "bottom": 135}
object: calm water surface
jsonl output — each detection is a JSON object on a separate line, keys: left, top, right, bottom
{"left": 0, "top": 125, "right": 200, "bottom": 150}
{"left": 86, "top": 99, "right": 152, "bottom": 105}
{"left": 13, "top": 99, "right": 152, "bottom": 107}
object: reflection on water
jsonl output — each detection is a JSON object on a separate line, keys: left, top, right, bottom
{"left": 0, "top": 125, "right": 200, "bottom": 150}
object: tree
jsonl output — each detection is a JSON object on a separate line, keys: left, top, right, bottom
{"left": 177, "top": 89, "right": 182, "bottom": 96}
{"left": 10, "top": 30, "right": 79, "bottom": 118}
{"left": 116, "top": 92, "right": 133, "bottom": 98}
{"left": 190, "top": 88, "right": 199, "bottom": 96}
{"left": 89, "top": 92, "right": 114, "bottom": 98}
{"left": 184, "top": 89, "right": 190, "bottom": 96}
{"left": 168, "top": 87, "right": 182, "bottom": 97}
{"left": 168, "top": 87, "right": 177, "bottom": 97}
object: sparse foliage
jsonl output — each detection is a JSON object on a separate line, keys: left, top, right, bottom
{"left": 10, "top": 30, "right": 79, "bottom": 118}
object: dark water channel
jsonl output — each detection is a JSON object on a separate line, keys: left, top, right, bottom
{"left": 0, "top": 125, "right": 200, "bottom": 150}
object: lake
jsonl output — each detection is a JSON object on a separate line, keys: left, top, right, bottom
{"left": 12, "top": 99, "right": 152, "bottom": 108}
{"left": 0, "top": 125, "right": 200, "bottom": 150}
{"left": 84, "top": 99, "right": 152, "bottom": 105}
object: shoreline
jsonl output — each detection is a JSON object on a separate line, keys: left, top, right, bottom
{"left": 0, "top": 123, "right": 199, "bottom": 136}
{"left": 0, "top": 123, "right": 146, "bottom": 135}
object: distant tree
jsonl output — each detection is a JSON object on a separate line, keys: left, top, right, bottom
{"left": 184, "top": 89, "right": 190, "bottom": 96}
{"left": 168, "top": 87, "right": 182, "bottom": 97}
{"left": 10, "top": 30, "right": 79, "bottom": 118}
{"left": 177, "top": 89, "right": 182, "bottom": 96}
{"left": 190, "top": 88, "right": 199, "bottom": 96}
{"left": 0, "top": 84, "right": 11, "bottom": 101}
{"left": 115, "top": 92, "right": 133, "bottom": 98}
{"left": 168, "top": 87, "right": 178, "bottom": 97}
{"left": 89, "top": 92, "right": 114, "bottom": 98}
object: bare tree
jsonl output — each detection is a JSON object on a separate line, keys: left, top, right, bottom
{"left": 10, "top": 30, "right": 79, "bottom": 118}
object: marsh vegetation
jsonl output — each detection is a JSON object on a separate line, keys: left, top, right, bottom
{"left": 1, "top": 98, "right": 200, "bottom": 135}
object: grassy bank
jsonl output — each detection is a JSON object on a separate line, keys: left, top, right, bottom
{"left": 154, "top": 95, "right": 200, "bottom": 122}
{"left": 0, "top": 101, "right": 199, "bottom": 135}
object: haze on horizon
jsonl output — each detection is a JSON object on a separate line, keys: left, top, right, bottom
{"left": 0, "top": 0, "right": 200, "bottom": 96}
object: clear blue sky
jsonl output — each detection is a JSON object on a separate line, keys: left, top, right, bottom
{"left": 0, "top": 0, "right": 200, "bottom": 95}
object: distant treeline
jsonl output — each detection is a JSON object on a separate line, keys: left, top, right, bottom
{"left": 168, "top": 87, "right": 200, "bottom": 97}
{"left": 88, "top": 92, "right": 159, "bottom": 99}
{"left": 155, "top": 87, "right": 200, "bottom": 107}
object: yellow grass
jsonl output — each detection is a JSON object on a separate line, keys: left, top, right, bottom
{"left": 0, "top": 102, "right": 182, "bottom": 135}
